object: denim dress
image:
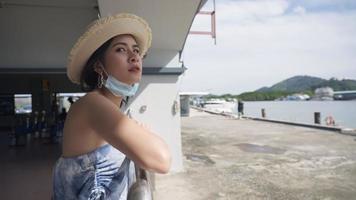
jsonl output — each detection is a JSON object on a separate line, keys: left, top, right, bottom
{"left": 52, "top": 144, "right": 136, "bottom": 200}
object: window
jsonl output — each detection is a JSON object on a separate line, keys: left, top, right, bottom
{"left": 14, "top": 94, "right": 32, "bottom": 114}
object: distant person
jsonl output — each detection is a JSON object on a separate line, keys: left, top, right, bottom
{"left": 56, "top": 108, "right": 67, "bottom": 139}
{"left": 51, "top": 99, "right": 59, "bottom": 113}
{"left": 32, "top": 111, "right": 40, "bottom": 138}
{"left": 58, "top": 108, "right": 67, "bottom": 122}
{"left": 52, "top": 13, "right": 171, "bottom": 199}
{"left": 39, "top": 110, "right": 47, "bottom": 137}
{"left": 67, "top": 97, "right": 74, "bottom": 105}
{"left": 238, "top": 100, "right": 244, "bottom": 118}
{"left": 51, "top": 98, "right": 59, "bottom": 123}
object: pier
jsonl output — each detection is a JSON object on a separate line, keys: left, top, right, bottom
{"left": 154, "top": 108, "right": 356, "bottom": 199}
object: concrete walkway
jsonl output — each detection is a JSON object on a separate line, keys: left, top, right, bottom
{"left": 154, "top": 109, "right": 356, "bottom": 200}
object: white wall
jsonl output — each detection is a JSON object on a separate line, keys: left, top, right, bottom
{"left": 125, "top": 75, "right": 183, "bottom": 172}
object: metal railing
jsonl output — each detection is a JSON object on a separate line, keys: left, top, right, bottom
{"left": 126, "top": 110, "right": 155, "bottom": 200}
{"left": 128, "top": 164, "right": 154, "bottom": 200}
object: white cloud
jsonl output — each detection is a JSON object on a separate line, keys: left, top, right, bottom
{"left": 293, "top": 6, "right": 306, "bottom": 15}
{"left": 181, "top": 0, "right": 356, "bottom": 95}
{"left": 218, "top": 0, "right": 289, "bottom": 21}
{"left": 297, "top": 0, "right": 356, "bottom": 8}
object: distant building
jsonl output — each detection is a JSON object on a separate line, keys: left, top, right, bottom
{"left": 333, "top": 90, "right": 356, "bottom": 100}
{"left": 313, "top": 87, "right": 334, "bottom": 100}
{"left": 179, "top": 92, "right": 209, "bottom": 116}
{"left": 275, "top": 93, "right": 310, "bottom": 101}
{"left": 288, "top": 93, "right": 310, "bottom": 101}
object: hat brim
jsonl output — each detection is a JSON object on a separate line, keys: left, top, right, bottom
{"left": 67, "top": 13, "right": 152, "bottom": 84}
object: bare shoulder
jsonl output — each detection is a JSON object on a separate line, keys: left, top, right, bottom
{"left": 63, "top": 91, "right": 115, "bottom": 135}
{"left": 74, "top": 91, "right": 125, "bottom": 132}
{"left": 80, "top": 91, "right": 122, "bottom": 116}
{"left": 66, "top": 93, "right": 97, "bottom": 117}
{"left": 62, "top": 92, "right": 112, "bottom": 156}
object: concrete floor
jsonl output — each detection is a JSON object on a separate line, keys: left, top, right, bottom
{"left": 154, "top": 109, "right": 356, "bottom": 200}
{"left": 0, "top": 133, "right": 61, "bottom": 199}
{"left": 1, "top": 109, "right": 356, "bottom": 199}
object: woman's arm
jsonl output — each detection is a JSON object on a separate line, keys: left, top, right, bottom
{"left": 85, "top": 94, "right": 171, "bottom": 174}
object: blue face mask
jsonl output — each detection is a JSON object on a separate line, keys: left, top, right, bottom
{"left": 104, "top": 75, "right": 139, "bottom": 97}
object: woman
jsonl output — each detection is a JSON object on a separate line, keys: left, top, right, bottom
{"left": 52, "top": 13, "right": 171, "bottom": 200}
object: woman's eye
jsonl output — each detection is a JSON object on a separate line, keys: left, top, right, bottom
{"left": 116, "top": 48, "right": 126, "bottom": 52}
{"left": 133, "top": 49, "right": 140, "bottom": 54}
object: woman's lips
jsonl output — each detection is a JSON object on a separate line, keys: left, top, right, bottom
{"left": 128, "top": 66, "right": 141, "bottom": 73}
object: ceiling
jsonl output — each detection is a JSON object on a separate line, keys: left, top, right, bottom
{"left": 0, "top": 0, "right": 206, "bottom": 73}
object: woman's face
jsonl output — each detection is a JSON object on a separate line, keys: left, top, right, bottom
{"left": 101, "top": 34, "right": 142, "bottom": 85}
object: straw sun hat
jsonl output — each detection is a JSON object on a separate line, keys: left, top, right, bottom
{"left": 67, "top": 13, "right": 152, "bottom": 84}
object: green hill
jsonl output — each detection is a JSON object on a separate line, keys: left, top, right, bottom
{"left": 256, "top": 75, "right": 325, "bottom": 92}
{"left": 312, "top": 78, "right": 356, "bottom": 91}
{"left": 255, "top": 75, "right": 356, "bottom": 93}
{"left": 237, "top": 75, "right": 356, "bottom": 101}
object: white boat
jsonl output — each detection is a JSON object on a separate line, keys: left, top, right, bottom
{"left": 203, "top": 99, "right": 237, "bottom": 114}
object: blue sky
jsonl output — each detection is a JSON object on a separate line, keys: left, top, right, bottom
{"left": 180, "top": 0, "right": 356, "bottom": 95}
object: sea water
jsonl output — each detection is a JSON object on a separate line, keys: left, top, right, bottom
{"left": 241, "top": 101, "right": 356, "bottom": 129}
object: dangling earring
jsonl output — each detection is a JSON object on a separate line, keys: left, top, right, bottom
{"left": 97, "top": 72, "right": 104, "bottom": 88}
